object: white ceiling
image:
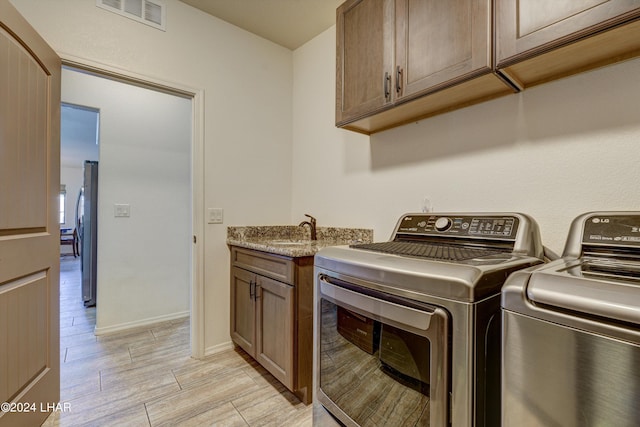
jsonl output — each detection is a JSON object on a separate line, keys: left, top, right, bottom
{"left": 179, "top": 0, "right": 343, "bottom": 50}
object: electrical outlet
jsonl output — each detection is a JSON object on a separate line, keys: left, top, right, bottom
{"left": 114, "top": 204, "right": 130, "bottom": 217}
{"left": 422, "top": 197, "right": 433, "bottom": 213}
{"left": 208, "top": 208, "right": 224, "bottom": 224}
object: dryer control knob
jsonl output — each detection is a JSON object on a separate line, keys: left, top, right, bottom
{"left": 435, "top": 217, "right": 452, "bottom": 232}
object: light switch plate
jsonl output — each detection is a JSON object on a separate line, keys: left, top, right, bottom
{"left": 208, "top": 208, "right": 223, "bottom": 224}
{"left": 114, "top": 204, "right": 130, "bottom": 217}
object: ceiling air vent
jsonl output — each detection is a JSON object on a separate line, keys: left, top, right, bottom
{"left": 97, "top": 0, "right": 166, "bottom": 31}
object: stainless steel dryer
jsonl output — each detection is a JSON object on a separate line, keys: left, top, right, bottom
{"left": 502, "top": 212, "right": 640, "bottom": 427}
{"left": 313, "top": 212, "right": 544, "bottom": 427}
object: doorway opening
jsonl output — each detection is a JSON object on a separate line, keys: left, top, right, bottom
{"left": 59, "top": 62, "right": 204, "bottom": 358}
{"left": 60, "top": 103, "right": 100, "bottom": 310}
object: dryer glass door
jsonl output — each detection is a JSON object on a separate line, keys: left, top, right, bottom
{"left": 317, "top": 275, "right": 449, "bottom": 426}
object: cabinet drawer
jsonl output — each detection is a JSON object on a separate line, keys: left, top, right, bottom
{"left": 231, "top": 247, "right": 295, "bottom": 285}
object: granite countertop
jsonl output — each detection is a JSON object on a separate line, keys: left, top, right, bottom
{"left": 227, "top": 225, "right": 374, "bottom": 257}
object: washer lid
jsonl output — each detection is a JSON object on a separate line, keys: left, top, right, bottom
{"left": 526, "top": 258, "right": 640, "bottom": 326}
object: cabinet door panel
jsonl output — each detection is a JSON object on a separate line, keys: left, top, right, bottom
{"left": 256, "top": 276, "right": 294, "bottom": 390}
{"left": 230, "top": 267, "right": 256, "bottom": 356}
{"left": 395, "top": 0, "right": 491, "bottom": 99}
{"left": 519, "top": 0, "right": 607, "bottom": 37}
{"left": 497, "top": 0, "right": 640, "bottom": 65}
{"left": 336, "top": 0, "right": 394, "bottom": 124}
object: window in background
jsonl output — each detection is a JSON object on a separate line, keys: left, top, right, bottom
{"left": 60, "top": 185, "right": 66, "bottom": 224}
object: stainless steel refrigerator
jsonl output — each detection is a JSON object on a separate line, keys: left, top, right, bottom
{"left": 76, "top": 160, "right": 98, "bottom": 307}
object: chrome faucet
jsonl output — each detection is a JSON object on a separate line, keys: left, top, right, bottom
{"left": 298, "top": 214, "right": 317, "bottom": 240}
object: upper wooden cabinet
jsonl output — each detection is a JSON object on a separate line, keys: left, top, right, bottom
{"left": 336, "top": 0, "right": 515, "bottom": 134}
{"left": 336, "top": 0, "right": 640, "bottom": 134}
{"left": 496, "top": 0, "right": 640, "bottom": 88}
{"left": 336, "top": 0, "right": 394, "bottom": 124}
{"left": 394, "top": 0, "right": 492, "bottom": 100}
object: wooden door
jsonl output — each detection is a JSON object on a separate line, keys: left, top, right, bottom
{"left": 230, "top": 267, "right": 256, "bottom": 356}
{"left": 496, "top": 0, "right": 640, "bottom": 66}
{"left": 395, "top": 0, "right": 492, "bottom": 100}
{"left": 255, "top": 275, "right": 294, "bottom": 390}
{"left": 336, "top": 0, "right": 394, "bottom": 125}
{"left": 0, "top": 2, "right": 61, "bottom": 426}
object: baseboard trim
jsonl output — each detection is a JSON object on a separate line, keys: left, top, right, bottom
{"left": 204, "top": 341, "right": 234, "bottom": 357}
{"left": 94, "top": 311, "right": 190, "bottom": 336}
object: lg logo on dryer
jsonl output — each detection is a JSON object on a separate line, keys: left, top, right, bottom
{"left": 591, "top": 218, "right": 610, "bottom": 224}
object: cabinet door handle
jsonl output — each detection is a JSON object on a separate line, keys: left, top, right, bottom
{"left": 384, "top": 71, "right": 391, "bottom": 100}
{"left": 396, "top": 66, "right": 403, "bottom": 95}
{"left": 249, "top": 280, "right": 255, "bottom": 300}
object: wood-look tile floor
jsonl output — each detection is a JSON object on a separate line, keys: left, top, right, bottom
{"left": 44, "top": 257, "right": 312, "bottom": 426}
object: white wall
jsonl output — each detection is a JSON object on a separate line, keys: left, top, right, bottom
{"left": 11, "top": 0, "right": 293, "bottom": 349}
{"left": 292, "top": 27, "right": 640, "bottom": 254}
{"left": 62, "top": 68, "right": 191, "bottom": 332}
{"left": 16, "top": 0, "right": 640, "bottom": 349}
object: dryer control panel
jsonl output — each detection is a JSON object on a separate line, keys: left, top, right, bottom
{"left": 583, "top": 214, "right": 640, "bottom": 248}
{"left": 396, "top": 214, "right": 519, "bottom": 240}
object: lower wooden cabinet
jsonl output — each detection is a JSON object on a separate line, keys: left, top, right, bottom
{"left": 231, "top": 266, "right": 295, "bottom": 389}
{"left": 230, "top": 247, "right": 313, "bottom": 404}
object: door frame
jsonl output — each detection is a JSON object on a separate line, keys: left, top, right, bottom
{"left": 60, "top": 53, "right": 206, "bottom": 358}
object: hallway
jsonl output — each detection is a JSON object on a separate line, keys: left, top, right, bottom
{"left": 44, "top": 257, "right": 311, "bottom": 426}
